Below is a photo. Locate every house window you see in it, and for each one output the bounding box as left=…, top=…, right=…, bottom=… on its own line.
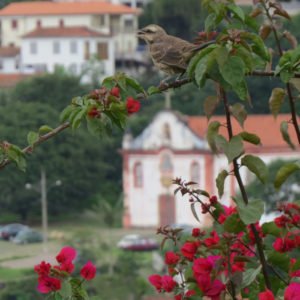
left=70, top=41, right=77, bottom=54
left=36, top=20, right=42, bottom=28
left=30, top=42, right=37, bottom=54
left=0, top=60, right=3, bottom=70
left=124, top=19, right=134, bottom=33
left=84, top=41, right=90, bottom=60
left=11, top=19, right=18, bottom=29
left=59, top=19, right=64, bottom=27
left=99, top=15, right=105, bottom=26
left=160, top=154, right=173, bottom=174
left=53, top=41, right=60, bottom=54
left=97, top=42, right=108, bottom=59
left=133, top=162, right=143, bottom=188
left=190, top=162, right=200, bottom=183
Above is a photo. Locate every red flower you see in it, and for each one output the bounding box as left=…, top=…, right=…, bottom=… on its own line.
left=161, top=275, right=177, bottom=292
left=80, top=261, right=96, bottom=280
left=192, top=228, right=201, bottom=237
left=204, top=230, right=220, bottom=247
left=37, top=276, right=61, bottom=294
left=56, top=246, right=77, bottom=264
left=126, top=97, right=140, bottom=115
left=181, top=241, right=199, bottom=261
left=197, top=276, right=225, bottom=300
left=87, top=106, right=101, bottom=118
left=273, top=237, right=296, bottom=253
left=110, top=87, right=120, bottom=97
left=34, top=261, right=51, bottom=277
left=149, top=274, right=162, bottom=292
left=193, top=256, right=221, bottom=278
left=175, top=290, right=195, bottom=300
left=284, top=282, right=300, bottom=300
left=209, top=195, right=218, bottom=205
left=165, top=251, right=180, bottom=265
left=57, top=261, right=75, bottom=274
left=259, top=289, right=275, bottom=300
left=274, top=215, right=290, bottom=228
left=218, top=206, right=237, bottom=224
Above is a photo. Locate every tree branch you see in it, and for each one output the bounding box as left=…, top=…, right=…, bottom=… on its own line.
left=0, top=122, right=70, bottom=170
left=219, top=86, right=272, bottom=290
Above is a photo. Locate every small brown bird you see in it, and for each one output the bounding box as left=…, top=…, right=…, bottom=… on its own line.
left=137, top=24, right=214, bottom=77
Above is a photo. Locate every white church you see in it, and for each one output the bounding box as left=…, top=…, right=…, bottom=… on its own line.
left=121, top=109, right=300, bottom=228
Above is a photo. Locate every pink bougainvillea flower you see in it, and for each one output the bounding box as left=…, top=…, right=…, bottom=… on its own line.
left=80, top=261, right=97, bottom=280
left=192, top=228, right=200, bottom=237
left=126, top=97, right=141, bottom=115
left=204, top=230, right=220, bottom=247
left=273, top=237, right=296, bottom=253
left=174, top=290, right=195, bottom=300
left=34, top=261, right=51, bottom=277
left=149, top=274, right=162, bottom=292
left=161, top=275, right=177, bottom=292
left=110, top=86, right=120, bottom=97
left=218, top=205, right=237, bottom=224
left=181, top=241, right=199, bottom=261
left=284, top=282, right=300, bottom=300
left=56, top=261, right=75, bottom=274
left=37, top=276, right=61, bottom=294
left=56, top=246, right=77, bottom=264
left=165, top=251, right=180, bottom=265
left=274, top=215, right=290, bottom=228
left=259, top=289, right=275, bottom=300
left=193, top=255, right=221, bottom=278
left=197, top=276, right=225, bottom=300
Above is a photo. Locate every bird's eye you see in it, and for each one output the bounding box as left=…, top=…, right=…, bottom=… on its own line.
left=145, top=29, right=153, bottom=33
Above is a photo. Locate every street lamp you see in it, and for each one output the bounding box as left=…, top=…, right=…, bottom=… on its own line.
left=25, top=168, right=62, bottom=253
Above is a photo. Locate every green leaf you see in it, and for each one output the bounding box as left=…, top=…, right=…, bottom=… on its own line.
left=280, top=121, right=295, bottom=149
left=216, top=169, right=228, bottom=198
left=147, top=86, right=161, bottom=95
left=214, top=134, right=228, bottom=153
left=27, top=131, right=39, bottom=147
left=228, top=3, right=245, bottom=21
left=241, top=266, right=262, bottom=288
left=101, top=76, right=115, bottom=89
left=205, top=13, right=216, bottom=32
left=125, top=76, right=145, bottom=94
left=267, top=251, right=290, bottom=272
left=241, top=155, right=268, bottom=184
left=233, top=79, right=249, bottom=101
left=224, top=135, right=244, bottom=163
left=230, top=103, right=247, bottom=128
left=206, top=121, right=221, bottom=153
left=191, top=202, right=201, bottom=223
left=274, top=162, right=300, bottom=189
left=219, top=56, right=246, bottom=87
left=7, top=145, right=26, bottom=172
left=204, top=95, right=219, bottom=120
left=54, top=293, right=63, bottom=300
left=262, top=222, right=281, bottom=237
left=223, top=213, right=246, bottom=233
left=71, top=108, right=87, bottom=130
left=235, top=197, right=264, bottom=225
left=60, top=105, right=75, bottom=122
left=195, top=55, right=209, bottom=86
left=239, top=131, right=261, bottom=145
left=38, top=125, right=53, bottom=134
left=269, top=88, right=285, bottom=118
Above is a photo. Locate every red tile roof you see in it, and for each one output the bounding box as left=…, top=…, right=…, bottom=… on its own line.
left=0, top=46, right=20, bottom=57
left=0, top=1, right=139, bottom=16
left=0, top=74, right=32, bottom=88
left=23, top=26, right=109, bottom=38
left=188, top=114, right=300, bottom=151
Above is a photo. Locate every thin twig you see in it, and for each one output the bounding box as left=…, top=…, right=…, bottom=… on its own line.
left=0, top=122, right=70, bottom=170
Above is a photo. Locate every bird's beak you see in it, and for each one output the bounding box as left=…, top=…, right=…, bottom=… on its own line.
left=137, top=29, right=145, bottom=37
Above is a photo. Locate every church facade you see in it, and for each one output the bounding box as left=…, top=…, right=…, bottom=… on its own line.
left=121, top=110, right=299, bottom=228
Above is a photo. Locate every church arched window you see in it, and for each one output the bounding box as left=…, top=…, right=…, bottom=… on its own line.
left=160, top=153, right=173, bottom=174
left=133, top=162, right=143, bottom=188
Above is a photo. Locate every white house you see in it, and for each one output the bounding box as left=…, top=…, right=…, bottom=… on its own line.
left=121, top=110, right=300, bottom=228
left=0, top=46, right=20, bottom=73
left=20, top=25, right=115, bottom=80
left=0, top=1, right=139, bottom=59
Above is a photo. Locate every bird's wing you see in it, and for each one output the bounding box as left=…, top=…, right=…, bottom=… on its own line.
left=151, top=43, right=187, bottom=70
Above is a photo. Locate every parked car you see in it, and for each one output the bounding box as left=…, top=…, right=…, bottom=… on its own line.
left=117, top=234, right=159, bottom=251
left=1, top=223, right=29, bottom=240
left=11, top=228, right=43, bottom=244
